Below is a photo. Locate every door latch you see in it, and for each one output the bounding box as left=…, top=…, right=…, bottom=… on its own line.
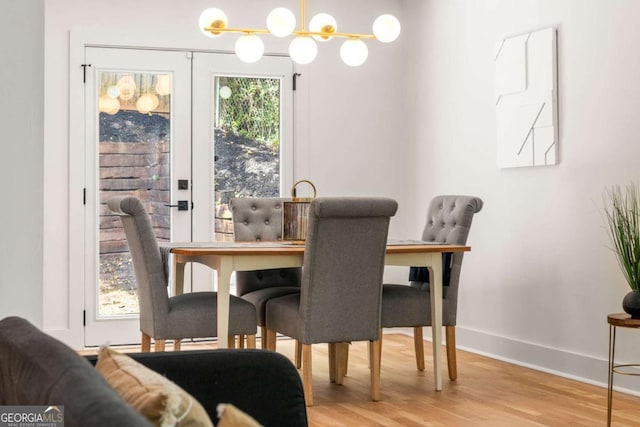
left=165, top=200, right=189, bottom=211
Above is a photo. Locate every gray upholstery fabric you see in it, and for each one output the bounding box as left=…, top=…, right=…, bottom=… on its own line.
left=381, top=195, right=483, bottom=327
left=230, top=197, right=287, bottom=242
left=108, top=195, right=257, bottom=339
left=0, top=316, right=151, bottom=426
left=230, top=197, right=302, bottom=326
left=266, top=197, right=398, bottom=344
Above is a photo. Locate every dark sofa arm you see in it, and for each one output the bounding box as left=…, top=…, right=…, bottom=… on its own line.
left=87, top=349, right=308, bottom=427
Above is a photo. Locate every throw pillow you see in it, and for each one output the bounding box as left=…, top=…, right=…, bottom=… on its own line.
left=96, top=346, right=213, bottom=427
left=216, top=404, right=262, bottom=427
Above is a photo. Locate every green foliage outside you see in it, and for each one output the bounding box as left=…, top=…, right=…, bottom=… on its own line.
left=217, top=77, right=280, bottom=149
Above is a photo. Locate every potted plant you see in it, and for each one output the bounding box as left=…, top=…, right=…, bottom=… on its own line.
left=604, top=183, right=640, bottom=318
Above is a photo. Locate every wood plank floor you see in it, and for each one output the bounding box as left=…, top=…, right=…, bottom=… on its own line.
left=82, top=333, right=640, bottom=426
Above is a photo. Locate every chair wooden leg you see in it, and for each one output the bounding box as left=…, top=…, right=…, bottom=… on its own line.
left=370, top=337, right=381, bottom=401
left=414, top=326, right=425, bottom=371
left=328, top=343, right=336, bottom=383
left=295, top=340, right=302, bottom=369
left=344, top=342, right=350, bottom=377
left=265, top=329, right=277, bottom=351
left=174, top=339, right=181, bottom=351
left=227, top=335, right=236, bottom=348
left=367, top=334, right=379, bottom=371
left=302, top=344, right=314, bottom=407
left=141, top=333, right=151, bottom=352
left=155, top=339, right=165, bottom=352
left=446, top=325, right=457, bottom=381
left=246, top=334, right=257, bottom=349
left=260, top=326, right=268, bottom=349
left=238, top=334, right=245, bottom=348
left=334, top=342, right=349, bottom=385
left=378, top=332, right=382, bottom=370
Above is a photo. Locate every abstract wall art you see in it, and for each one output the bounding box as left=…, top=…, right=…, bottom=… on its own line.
left=495, top=27, right=558, bottom=168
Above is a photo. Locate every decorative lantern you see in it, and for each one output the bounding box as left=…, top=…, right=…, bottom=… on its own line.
left=283, top=180, right=317, bottom=244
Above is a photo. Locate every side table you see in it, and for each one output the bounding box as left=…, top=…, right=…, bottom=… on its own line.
left=607, top=313, right=640, bottom=426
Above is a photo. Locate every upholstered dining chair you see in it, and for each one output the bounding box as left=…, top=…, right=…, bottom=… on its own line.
left=108, top=195, right=258, bottom=352
left=264, top=197, right=398, bottom=406
left=381, top=195, right=483, bottom=380
left=230, top=197, right=302, bottom=351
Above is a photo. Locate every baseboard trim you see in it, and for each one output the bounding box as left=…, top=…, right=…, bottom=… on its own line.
left=383, top=326, right=640, bottom=396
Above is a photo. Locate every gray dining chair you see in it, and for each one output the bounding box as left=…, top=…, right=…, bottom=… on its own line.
left=230, top=197, right=302, bottom=351
left=108, top=195, right=258, bottom=352
left=264, top=197, right=398, bottom=406
left=381, top=195, right=483, bottom=380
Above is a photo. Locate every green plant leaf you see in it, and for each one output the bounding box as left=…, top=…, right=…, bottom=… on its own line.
left=604, top=183, right=640, bottom=291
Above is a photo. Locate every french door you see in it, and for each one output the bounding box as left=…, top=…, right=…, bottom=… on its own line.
left=83, top=47, right=293, bottom=346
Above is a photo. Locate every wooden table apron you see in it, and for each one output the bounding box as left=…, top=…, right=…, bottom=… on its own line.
left=169, top=243, right=470, bottom=391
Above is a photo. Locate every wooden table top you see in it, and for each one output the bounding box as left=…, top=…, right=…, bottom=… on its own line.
left=608, top=313, right=640, bottom=328
left=167, top=241, right=471, bottom=257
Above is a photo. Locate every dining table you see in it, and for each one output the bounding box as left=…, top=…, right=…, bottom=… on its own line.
left=163, top=240, right=470, bottom=391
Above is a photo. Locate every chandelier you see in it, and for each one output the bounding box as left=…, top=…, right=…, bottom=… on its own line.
left=198, top=0, right=401, bottom=67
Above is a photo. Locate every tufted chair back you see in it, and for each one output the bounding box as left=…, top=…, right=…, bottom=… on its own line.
left=421, top=195, right=483, bottom=245
left=230, top=197, right=302, bottom=297
left=413, top=195, right=483, bottom=323
left=230, top=197, right=287, bottom=242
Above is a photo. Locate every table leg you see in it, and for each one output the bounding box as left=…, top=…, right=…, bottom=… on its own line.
left=216, top=258, right=233, bottom=348
left=607, top=324, right=616, bottom=426
left=173, top=259, right=186, bottom=296
left=429, top=254, right=444, bottom=391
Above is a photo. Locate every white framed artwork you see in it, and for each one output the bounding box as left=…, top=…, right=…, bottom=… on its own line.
left=495, top=27, right=558, bottom=168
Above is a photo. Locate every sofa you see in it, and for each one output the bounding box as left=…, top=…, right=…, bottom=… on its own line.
left=0, top=316, right=308, bottom=427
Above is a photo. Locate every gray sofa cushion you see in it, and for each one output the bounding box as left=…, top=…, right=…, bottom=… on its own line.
left=0, top=316, right=150, bottom=427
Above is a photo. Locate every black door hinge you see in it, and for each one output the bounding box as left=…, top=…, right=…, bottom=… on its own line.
left=83, top=310, right=86, bottom=326
left=83, top=188, right=86, bottom=205
left=293, top=73, right=301, bottom=91
left=81, top=64, right=92, bottom=83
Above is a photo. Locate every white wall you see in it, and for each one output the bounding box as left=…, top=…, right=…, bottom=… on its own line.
left=405, top=0, right=640, bottom=393
left=0, top=1, right=44, bottom=326
left=43, top=0, right=408, bottom=346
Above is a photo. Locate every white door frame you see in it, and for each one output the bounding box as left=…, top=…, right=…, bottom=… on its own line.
left=82, top=47, right=193, bottom=346
left=67, top=29, right=304, bottom=348
left=191, top=53, right=295, bottom=246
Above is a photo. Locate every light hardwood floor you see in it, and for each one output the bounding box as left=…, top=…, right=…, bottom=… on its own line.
left=82, top=333, right=640, bottom=426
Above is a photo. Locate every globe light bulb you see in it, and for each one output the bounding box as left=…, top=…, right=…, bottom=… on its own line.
left=219, top=86, right=232, bottom=99
left=309, top=13, right=337, bottom=42
left=106, top=85, right=120, bottom=99
left=267, top=8, right=296, bottom=37
left=372, top=14, right=401, bottom=43
left=155, top=74, right=171, bottom=96
left=99, top=95, right=120, bottom=115
left=136, top=94, right=159, bottom=114
left=289, top=36, right=318, bottom=65
left=340, top=39, right=368, bottom=67
left=116, top=75, right=137, bottom=100
left=198, top=8, right=228, bottom=38
left=235, top=34, right=265, bottom=63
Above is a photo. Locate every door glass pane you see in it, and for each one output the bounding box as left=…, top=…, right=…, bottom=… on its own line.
left=97, top=71, right=172, bottom=317
left=213, top=76, right=281, bottom=241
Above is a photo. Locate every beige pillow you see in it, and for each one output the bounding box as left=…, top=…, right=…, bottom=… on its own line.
left=96, top=346, right=213, bottom=427
left=216, top=404, right=262, bottom=427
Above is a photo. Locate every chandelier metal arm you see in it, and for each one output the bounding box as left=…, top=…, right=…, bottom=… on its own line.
left=204, top=26, right=377, bottom=40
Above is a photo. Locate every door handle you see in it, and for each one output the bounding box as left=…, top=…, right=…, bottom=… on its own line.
left=165, top=200, right=189, bottom=211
